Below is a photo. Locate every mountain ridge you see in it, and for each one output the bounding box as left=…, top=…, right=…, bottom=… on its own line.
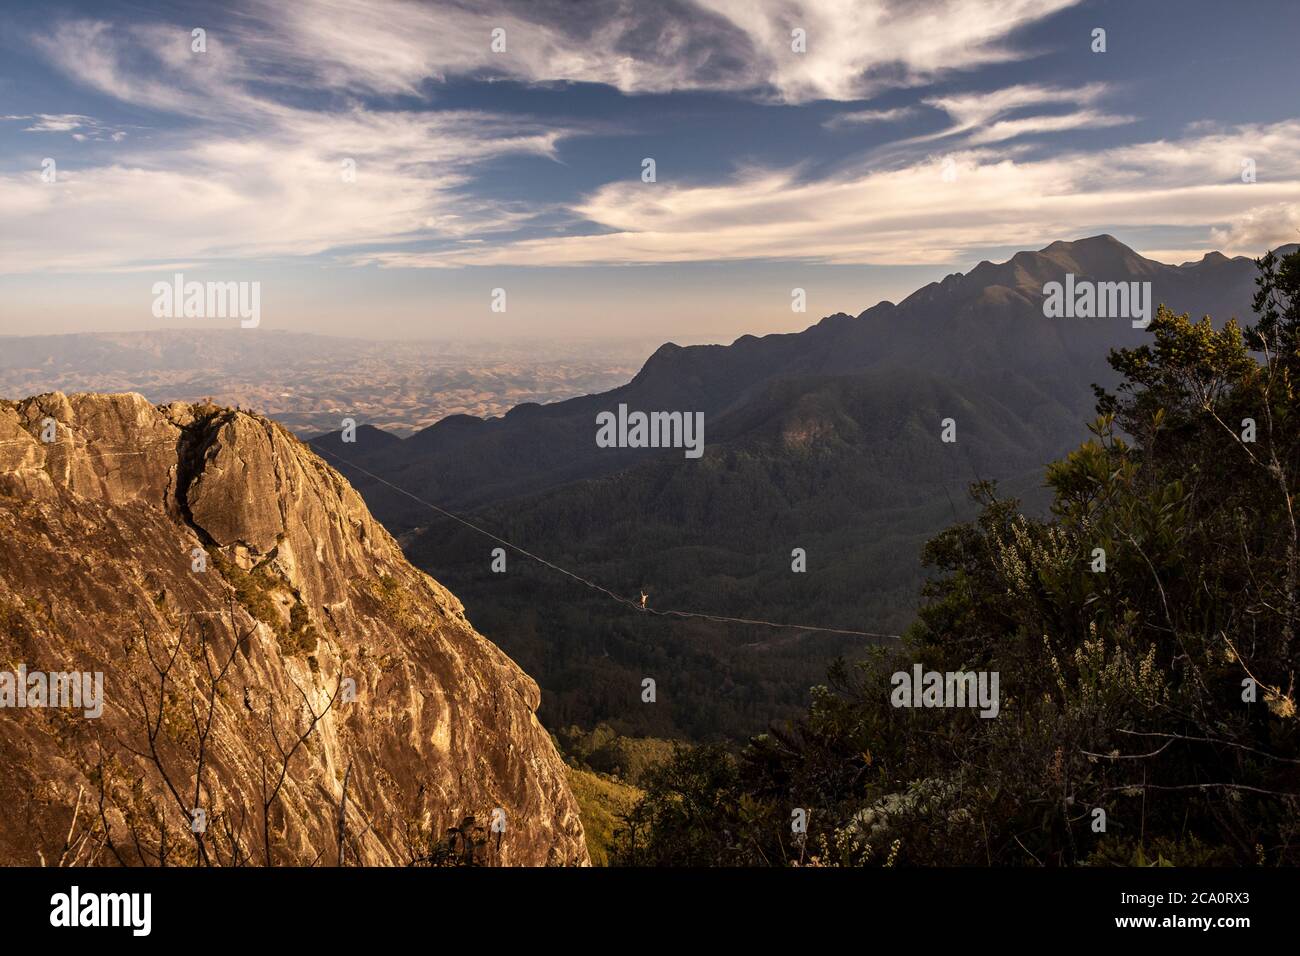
left=311, top=235, right=1266, bottom=524
left=306, top=235, right=1277, bottom=738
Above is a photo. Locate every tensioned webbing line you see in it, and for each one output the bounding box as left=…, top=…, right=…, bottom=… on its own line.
left=313, top=443, right=902, bottom=641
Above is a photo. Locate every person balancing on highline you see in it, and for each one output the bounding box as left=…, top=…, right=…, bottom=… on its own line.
left=640, top=590, right=649, bottom=610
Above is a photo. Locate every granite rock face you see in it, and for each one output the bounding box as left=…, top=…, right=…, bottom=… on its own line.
left=0, top=392, right=587, bottom=866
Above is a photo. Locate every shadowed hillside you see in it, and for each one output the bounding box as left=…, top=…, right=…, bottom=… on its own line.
left=314, top=238, right=1270, bottom=741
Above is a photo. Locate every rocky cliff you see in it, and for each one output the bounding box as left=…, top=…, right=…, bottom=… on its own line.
left=0, top=392, right=587, bottom=866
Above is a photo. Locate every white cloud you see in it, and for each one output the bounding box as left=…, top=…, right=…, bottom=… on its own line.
left=355, top=121, right=1300, bottom=268
left=823, top=107, right=915, bottom=130
left=26, top=114, right=92, bottom=132
left=696, top=0, right=1082, bottom=103
left=965, top=109, right=1133, bottom=145
left=5, top=1, right=1283, bottom=278
left=0, top=16, right=578, bottom=273
left=1, top=112, right=128, bottom=139
left=1211, top=203, right=1300, bottom=253
left=918, top=83, right=1134, bottom=144
left=0, top=110, right=565, bottom=273
left=227, top=0, right=1084, bottom=105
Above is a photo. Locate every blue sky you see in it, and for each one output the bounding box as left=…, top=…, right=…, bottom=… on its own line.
left=1, top=0, right=1298, bottom=340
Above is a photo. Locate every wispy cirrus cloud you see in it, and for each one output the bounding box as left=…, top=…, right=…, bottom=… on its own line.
left=823, top=107, right=916, bottom=130
left=822, top=83, right=1133, bottom=143
left=355, top=120, right=1300, bottom=269
left=2, top=112, right=128, bottom=140
left=4, top=0, right=1288, bottom=281
left=919, top=83, right=1134, bottom=145
left=229, top=0, right=1083, bottom=104
left=0, top=109, right=566, bottom=272
left=0, top=12, right=580, bottom=273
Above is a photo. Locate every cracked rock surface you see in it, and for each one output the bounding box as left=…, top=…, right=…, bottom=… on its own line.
left=0, top=392, right=588, bottom=866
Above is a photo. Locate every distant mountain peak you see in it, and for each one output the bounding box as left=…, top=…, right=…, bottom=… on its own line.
left=1044, top=233, right=1130, bottom=252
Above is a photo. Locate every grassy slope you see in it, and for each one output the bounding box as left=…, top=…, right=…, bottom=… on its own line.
left=566, top=766, right=643, bottom=866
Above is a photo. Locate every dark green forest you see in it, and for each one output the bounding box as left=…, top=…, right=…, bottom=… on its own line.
left=611, top=249, right=1300, bottom=866
left=411, top=372, right=1073, bottom=740
left=342, top=236, right=1261, bottom=747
